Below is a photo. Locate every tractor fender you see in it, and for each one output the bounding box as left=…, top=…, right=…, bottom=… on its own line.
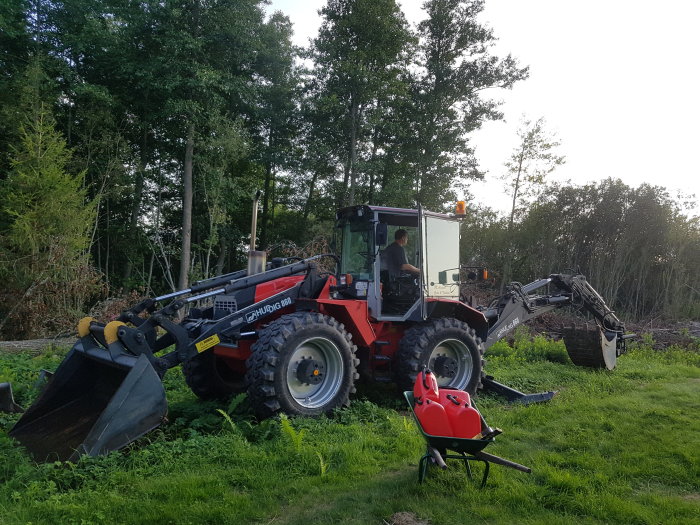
left=424, top=299, right=489, bottom=342
left=315, top=299, right=376, bottom=348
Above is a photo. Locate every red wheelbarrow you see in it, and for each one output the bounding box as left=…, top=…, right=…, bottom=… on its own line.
left=404, top=390, right=531, bottom=487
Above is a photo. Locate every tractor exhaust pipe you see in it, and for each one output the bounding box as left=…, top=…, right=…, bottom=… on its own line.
left=248, top=190, right=266, bottom=275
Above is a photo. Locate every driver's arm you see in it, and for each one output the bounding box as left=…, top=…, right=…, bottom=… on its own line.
left=400, top=263, right=420, bottom=275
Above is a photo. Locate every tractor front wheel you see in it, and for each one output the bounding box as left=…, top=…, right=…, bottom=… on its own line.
left=395, top=318, right=484, bottom=395
left=245, top=312, right=359, bottom=419
left=183, top=349, right=246, bottom=400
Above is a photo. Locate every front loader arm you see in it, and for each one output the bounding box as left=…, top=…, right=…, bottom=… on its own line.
left=121, top=260, right=321, bottom=369
left=77, top=258, right=323, bottom=375
left=161, top=284, right=302, bottom=369
left=7, top=258, right=328, bottom=462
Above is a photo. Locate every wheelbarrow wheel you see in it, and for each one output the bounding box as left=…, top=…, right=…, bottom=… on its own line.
left=396, top=318, right=484, bottom=395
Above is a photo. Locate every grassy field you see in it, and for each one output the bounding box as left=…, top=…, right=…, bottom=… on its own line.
left=0, top=333, right=698, bottom=525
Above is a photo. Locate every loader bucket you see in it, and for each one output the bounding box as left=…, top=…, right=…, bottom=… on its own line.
left=9, top=347, right=167, bottom=462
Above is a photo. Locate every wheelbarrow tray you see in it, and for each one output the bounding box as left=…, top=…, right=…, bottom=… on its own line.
left=403, top=391, right=493, bottom=454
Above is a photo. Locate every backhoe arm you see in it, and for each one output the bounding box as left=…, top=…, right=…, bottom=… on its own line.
left=548, top=273, right=625, bottom=333
left=482, top=273, right=626, bottom=352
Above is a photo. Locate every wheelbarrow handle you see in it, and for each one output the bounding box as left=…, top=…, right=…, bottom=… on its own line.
left=473, top=451, right=532, bottom=473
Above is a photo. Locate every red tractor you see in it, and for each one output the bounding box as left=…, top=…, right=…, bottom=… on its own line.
left=9, top=204, right=628, bottom=461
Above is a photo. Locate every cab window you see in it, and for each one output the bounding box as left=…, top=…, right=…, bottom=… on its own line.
left=338, top=220, right=373, bottom=280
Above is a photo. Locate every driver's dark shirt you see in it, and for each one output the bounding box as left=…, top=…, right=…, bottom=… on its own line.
left=383, top=241, right=408, bottom=277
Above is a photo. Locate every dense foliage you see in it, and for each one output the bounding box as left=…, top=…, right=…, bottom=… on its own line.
left=0, top=0, right=697, bottom=337
left=462, top=179, right=700, bottom=319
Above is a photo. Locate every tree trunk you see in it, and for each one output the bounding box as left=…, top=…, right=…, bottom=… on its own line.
left=347, top=98, right=359, bottom=206
left=341, top=159, right=350, bottom=209
left=122, top=127, right=148, bottom=286
left=508, top=147, right=525, bottom=230
left=215, top=234, right=227, bottom=276
left=105, top=198, right=110, bottom=282
left=368, top=126, right=379, bottom=205
left=502, top=147, right=526, bottom=292
left=260, top=148, right=273, bottom=249
left=179, top=123, right=195, bottom=290
left=303, top=170, right=320, bottom=221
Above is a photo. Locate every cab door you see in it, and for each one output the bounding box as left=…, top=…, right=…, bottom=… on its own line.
left=421, top=213, right=460, bottom=301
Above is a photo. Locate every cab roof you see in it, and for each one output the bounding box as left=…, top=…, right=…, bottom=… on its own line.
left=336, top=205, right=457, bottom=222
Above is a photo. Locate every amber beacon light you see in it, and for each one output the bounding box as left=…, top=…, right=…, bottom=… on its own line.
left=455, top=201, right=467, bottom=216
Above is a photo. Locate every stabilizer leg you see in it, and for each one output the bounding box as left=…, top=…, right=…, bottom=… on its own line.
left=481, top=375, right=557, bottom=405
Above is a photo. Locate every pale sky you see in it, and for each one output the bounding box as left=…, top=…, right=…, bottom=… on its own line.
left=268, top=0, right=700, bottom=216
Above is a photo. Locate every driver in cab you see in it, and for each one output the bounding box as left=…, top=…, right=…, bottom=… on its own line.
left=383, top=229, right=420, bottom=277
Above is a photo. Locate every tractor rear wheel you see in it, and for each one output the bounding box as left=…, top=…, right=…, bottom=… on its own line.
left=395, top=318, right=484, bottom=395
left=183, top=349, right=246, bottom=400
left=245, top=312, right=359, bottom=419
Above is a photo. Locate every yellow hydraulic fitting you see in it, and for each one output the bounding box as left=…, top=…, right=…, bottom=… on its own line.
left=104, top=321, right=127, bottom=345
left=77, top=317, right=97, bottom=337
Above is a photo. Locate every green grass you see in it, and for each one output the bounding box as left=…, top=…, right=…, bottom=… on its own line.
left=0, top=336, right=698, bottom=525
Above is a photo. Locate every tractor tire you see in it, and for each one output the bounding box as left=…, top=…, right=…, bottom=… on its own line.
left=395, top=318, right=485, bottom=395
left=245, top=312, right=359, bottom=419
left=183, top=349, right=246, bottom=400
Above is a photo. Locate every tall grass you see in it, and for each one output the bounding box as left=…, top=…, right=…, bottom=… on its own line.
left=0, top=335, right=698, bottom=524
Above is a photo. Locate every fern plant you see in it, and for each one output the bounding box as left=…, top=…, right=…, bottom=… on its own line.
left=216, top=409, right=237, bottom=433
left=279, top=413, right=305, bottom=453
left=316, top=452, right=329, bottom=477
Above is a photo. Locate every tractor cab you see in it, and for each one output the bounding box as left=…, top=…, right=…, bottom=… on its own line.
left=334, top=205, right=462, bottom=321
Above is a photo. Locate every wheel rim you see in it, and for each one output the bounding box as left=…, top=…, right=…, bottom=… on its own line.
left=286, top=337, right=344, bottom=409
left=428, top=338, right=473, bottom=388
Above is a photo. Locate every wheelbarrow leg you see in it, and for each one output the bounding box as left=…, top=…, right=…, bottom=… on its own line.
left=454, top=454, right=489, bottom=487
left=419, top=451, right=430, bottom=483
left=460, top=452, right=473, bottom=479
left=479, top=459, right=490, bottom=488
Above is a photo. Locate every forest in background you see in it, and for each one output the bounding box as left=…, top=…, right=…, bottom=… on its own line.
left=1, top=0, right=698, bottom=338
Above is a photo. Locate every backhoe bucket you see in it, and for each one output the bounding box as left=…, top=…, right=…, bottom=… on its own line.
left=562, top=326, right=618, bottom=370
left=9, top=347, right=167, bottom=462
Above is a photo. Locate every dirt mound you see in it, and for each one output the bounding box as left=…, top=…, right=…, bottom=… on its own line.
left=625, top=320, right=700, bottom=349
left=0, top=337, right=74, bottom=354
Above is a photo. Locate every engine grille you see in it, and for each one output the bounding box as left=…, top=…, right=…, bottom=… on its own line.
left=214, top=295, right=237, bottom=317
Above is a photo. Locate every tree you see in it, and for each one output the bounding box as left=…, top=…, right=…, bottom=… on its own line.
left=252, top=12, right=302, bottom=249
left=41, top=0, right=169, bottom=288
left=0, top=0, right=32, bottom=174
left=0, top=98, right=98, bottom=336
left=406, top=0, right=528, bottom=209
left=497, top=116, right=564, bottom=288
left=503, top=116, right=565, bottom=228
left=151, top=0, right=267, bottom=289
left=495, top=179, right=700, bottom=319
left=310, top=0, right=414, bottom=207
